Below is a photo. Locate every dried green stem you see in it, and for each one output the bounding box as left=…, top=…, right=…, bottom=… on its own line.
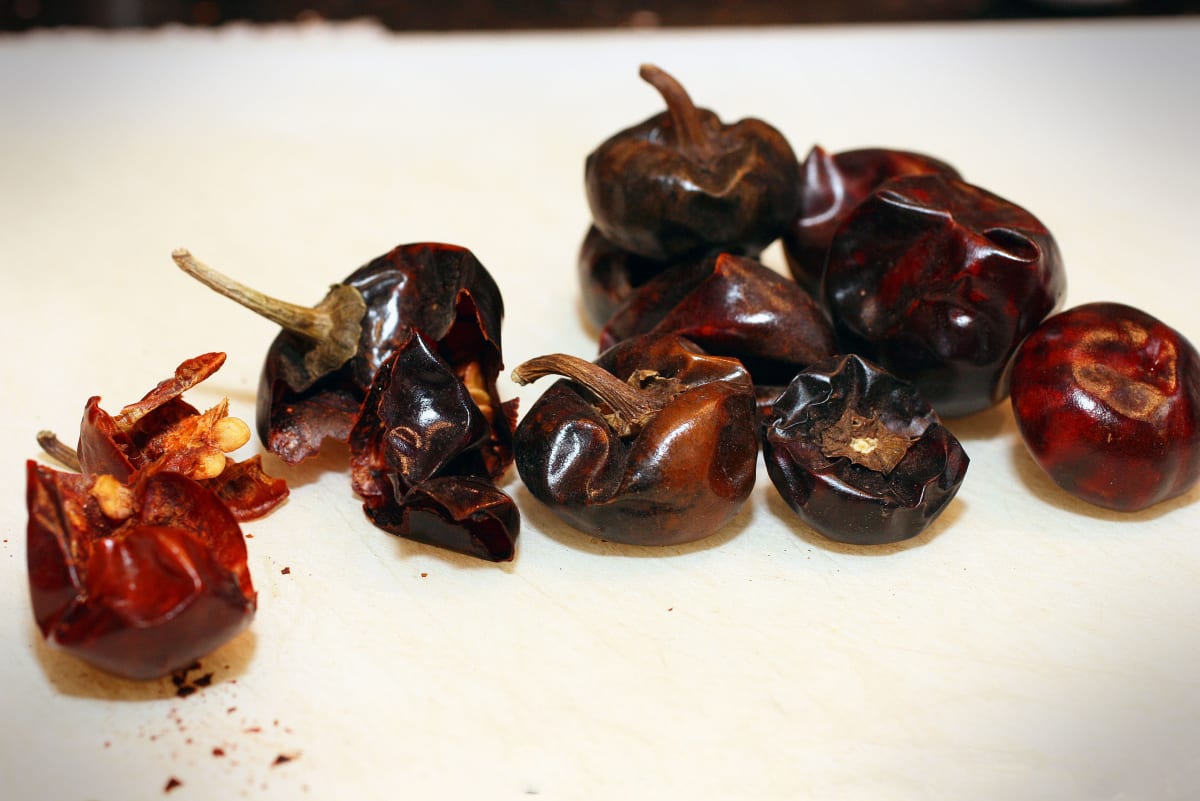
left=639, top=63, right=715, bottom=161
left=512, top=354, right=662, bottom=436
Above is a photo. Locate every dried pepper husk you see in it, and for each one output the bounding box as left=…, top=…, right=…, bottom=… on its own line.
left=26, top=463, right=256, bottom=680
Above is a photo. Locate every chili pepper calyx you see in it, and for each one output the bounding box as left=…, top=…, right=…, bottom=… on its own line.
left=172, top=249, right=367, bottom=391
left=512, top=353, right=669, bottom=437
left=815, top=407, right=917, bottom=475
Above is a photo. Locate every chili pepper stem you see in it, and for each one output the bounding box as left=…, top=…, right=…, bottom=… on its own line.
left=639, top=64, right=716, bottom=161
left=37, top=430, right=82, bottom=471
left=172, top=249, right=367, bottom=387
left=512, top=354, right=661, bottom=437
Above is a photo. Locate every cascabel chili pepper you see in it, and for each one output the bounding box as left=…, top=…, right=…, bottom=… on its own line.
left=512, top=334, right=758, bottom=546
left=27, top=462, right=256, bottom=680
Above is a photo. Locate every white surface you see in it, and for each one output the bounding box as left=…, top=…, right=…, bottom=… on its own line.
left=1, top=18, right=1198, bottom=801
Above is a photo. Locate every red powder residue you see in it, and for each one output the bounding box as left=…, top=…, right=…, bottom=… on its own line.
left=164, top=777, right=183, bottom=793
left=213, top=747, right=226, bottom=757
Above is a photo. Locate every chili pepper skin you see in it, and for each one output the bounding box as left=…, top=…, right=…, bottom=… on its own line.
left=512, top=334, right=758, bottom=546
left=782, top=145, right=961, bottom=298
left=824, top=173, right=1065, bottom=418
left=585, top=65, right=799, bottom=262
left=72, top=352, right=287, bottom=521
left=763, top=354, right=969, bottom=546
left=254, top=243, right=514, bottom=469
left=349, top=328, right=519, bottom=561
left=1009, top=303, right=1200, bottom=512
left=599, top=252, right=836, bottom=409
left=26, top=463, right=256, bottom=680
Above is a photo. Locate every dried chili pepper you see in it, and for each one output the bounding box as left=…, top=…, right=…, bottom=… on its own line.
left=782, top=145, right=961, bottom=297
left=349, top=327, right=519, bottom=561
left=598, top=252, right=836, bottom=413
left=512, top=334, right=758, bottom=546
left=27, top=462, right=256, bottom=680
left=585, top=64, right=800, bottom=262
left=762, top=354, right=969, bottom=545
left=39, top=352, right=288, bottom=521
left=824, top=173, right=1066, bottom=418
left=172, top=245, right=516, bottom=476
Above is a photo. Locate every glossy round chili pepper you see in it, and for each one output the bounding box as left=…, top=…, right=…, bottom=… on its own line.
left=824, top=173, right=1066, bottom=418
left=349, top=327, right=519, bottom=561
left=1009, top=302, right=1200, bottom=512
left=38, top=352, right=288, bottom=521
left=598, top=252, right=836, bottom=411
left=763, top=354, right=969, bottom=545
left=172, top=245, right=516, bottom=476
left=782, top=145, right=961, bottom=297
left=585, top=64, right=800, bottom=262
left=27, top=463, right=256, bottom=680
left=511, top=334, right=758, bottom=546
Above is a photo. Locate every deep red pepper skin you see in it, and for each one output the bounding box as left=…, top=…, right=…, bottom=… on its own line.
left=513, top=335, right=758, bottom=546
left=26, top=463, right=256, bottom=680
left=782, top=145, right=961, bottom=298
left=763, top=354, right=969, bottom=545
left=825, top=173, right=1065, bottom=418
left=349, top=327, right=519, bottom=561
left=1009, top=302, right=1200, bottom=511
left=258, top=243, right=514, bottom=474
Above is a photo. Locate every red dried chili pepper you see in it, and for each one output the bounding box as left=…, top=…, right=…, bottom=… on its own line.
left=26, top=462, right=256, bottom=680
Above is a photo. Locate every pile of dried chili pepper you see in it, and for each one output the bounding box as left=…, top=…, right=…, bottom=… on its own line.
left=28, top=352, right=286, bottom=679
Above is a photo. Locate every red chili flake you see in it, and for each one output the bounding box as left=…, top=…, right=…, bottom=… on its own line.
left=212, top=747, right=225, bottom=757
left=226, top=706, right=237, bottom=714
left=164, top=777, right=183, bottom=793
left=273, top=753, right=297, bottom=766
left=244, top=726, right=261, bottom=734
left=175, top=686, right=197, bottom=698
left=420, top=572, right=428, bottom=578
left=281, top=566, right=291, bottom=575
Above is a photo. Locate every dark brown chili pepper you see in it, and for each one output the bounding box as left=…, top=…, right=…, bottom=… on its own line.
left=585, top=64, right=800, bottom=262
left=38, top=352, right=288, bottom=521
left=172, top=245, right=516, bottom=474
left=598, top=252, right=837, bottom=412
left=512, top=334, right=758, bottom=546
left=782, top=146, right=961, bottom=297
left=349, top=327, right=519, bottom=561
left=824, top=173, right=1066, bottom=418
left=762, top=354, right=969, bottom=546
left=27, top=462, right=256, bottom=679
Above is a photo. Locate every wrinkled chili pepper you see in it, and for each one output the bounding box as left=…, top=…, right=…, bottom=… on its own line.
left=172, top=245, right=516, bottom=474
left=762, top=354, right=969, bottom=545
left=782, top=145, right=961, bottom=297
left=349, top=327, right=519, bottom=561
left=824, top=173, right=1066, bottom=418
left=598, top=252, right=837, bottom=413
left=38, top=352, right=288, bottom=521
left=585, top=64, right=800, bottom=262
left=27, top=462, right=256, bottom=680
left=512, top=334, right=758, bottom=546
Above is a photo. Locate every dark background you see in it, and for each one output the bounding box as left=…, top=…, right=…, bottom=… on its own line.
left=3, top=0, right=1198, bottom=30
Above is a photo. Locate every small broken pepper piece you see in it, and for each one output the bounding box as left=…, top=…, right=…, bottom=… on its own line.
left=762, top=354, right=969, bottom=545
left=512, top=334, right=758, bottom=546
left=26, top=462, right=256, bottom=680
left=598, top=252, right=837, bottom=411
left=173, top=246, right=516, bottom=473
left=39, top=352, right=287, bottom=521
left=348, top=327, right=519, bottom=561
left=585, top=64, right=800, bottom=261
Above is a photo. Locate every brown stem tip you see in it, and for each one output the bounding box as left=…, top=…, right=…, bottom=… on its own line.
left=512, top=353, right=664, bottom=437
left=638, top=63, right=715, bottom=160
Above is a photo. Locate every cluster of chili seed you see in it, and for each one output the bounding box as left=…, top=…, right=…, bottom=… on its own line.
left=519, top=63, right=1200, bottom=549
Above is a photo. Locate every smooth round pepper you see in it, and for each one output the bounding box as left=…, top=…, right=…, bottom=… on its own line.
left=512, top=334, right=758, bottom=546
left=824, top=173, right=1065, bottom=417
left=1010, top=302, right=1200, bottom=512
left=763, top=354, right=969, bottom=545
left=585, top=64, right=800, bottom=262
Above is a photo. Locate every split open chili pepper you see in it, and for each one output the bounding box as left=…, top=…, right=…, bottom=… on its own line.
left=585, top=64, right=800, bottom=262
left=512, top=334, right=758, bottom=546
left=598, top=252, right=837, bottom=412
left=38, top=352, right=288, bottom=521
left=762, top=354, right=969, bottom=546
left=172, top=245, right=516, bottom=477
left=349, top=327, right=519, bottom=561
left=824, top=173, right=1066, bottom=418
left=27, top=462, right=256, bottom=680
left=782, top=145, right=961, bottom=297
